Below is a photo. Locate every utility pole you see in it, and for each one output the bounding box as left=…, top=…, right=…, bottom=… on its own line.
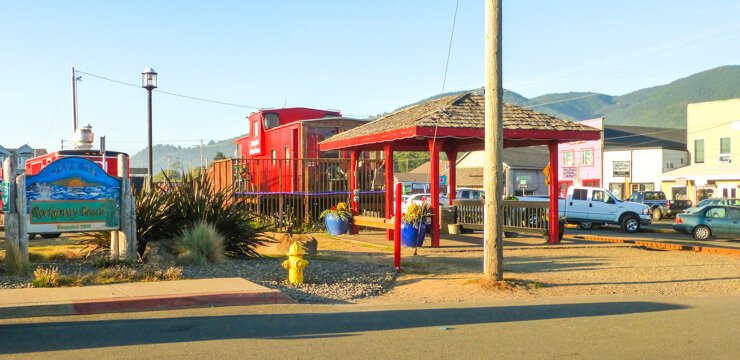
left=200, top=139, right=204, bottom=170
left=71, top=67, right=79, bottom=131
left=167, top=155, right=171, bottom=178
left=484, top=0, right=504, bottom=281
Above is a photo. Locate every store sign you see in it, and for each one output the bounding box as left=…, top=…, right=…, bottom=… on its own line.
left=676, top=178, right=687, bottom=185
left=562, top=167, right=577, bottom=179
left=613, top=161, right=630, bottom=177
left=25, top=157, right=121, bottom=233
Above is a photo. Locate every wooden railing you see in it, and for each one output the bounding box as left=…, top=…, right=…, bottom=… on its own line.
left=453, top=199, right=551, bottom=236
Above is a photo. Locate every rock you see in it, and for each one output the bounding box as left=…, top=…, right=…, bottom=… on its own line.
left=142, top=240, right=176, bottom=265
left=254, top=232, right=318, bottom=255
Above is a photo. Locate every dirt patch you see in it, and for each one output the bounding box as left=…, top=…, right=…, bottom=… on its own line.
left=307, top=236, right=740, bottom=304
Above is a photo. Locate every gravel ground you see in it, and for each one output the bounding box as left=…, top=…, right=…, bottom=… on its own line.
left=0, top=256, right=397, bottom=304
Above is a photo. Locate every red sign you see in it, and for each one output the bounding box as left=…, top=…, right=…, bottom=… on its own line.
left=249, top=120, right=264, bottom=156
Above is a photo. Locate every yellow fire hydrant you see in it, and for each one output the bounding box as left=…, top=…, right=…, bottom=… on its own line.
left=282, top=242, right=309, bottom=284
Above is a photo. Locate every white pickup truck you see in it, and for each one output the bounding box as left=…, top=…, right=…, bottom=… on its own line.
left=517, top=186, right=651, bottom=233
left=560, top=186, right=651, bottom=232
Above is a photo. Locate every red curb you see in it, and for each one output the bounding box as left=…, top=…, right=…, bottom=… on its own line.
left=574, top=235, right=740, bottom=256
left=72, top=290, right=296, bottom=315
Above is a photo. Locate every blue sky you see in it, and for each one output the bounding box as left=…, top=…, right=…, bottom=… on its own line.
left=2, top=0, right=738, bottom=156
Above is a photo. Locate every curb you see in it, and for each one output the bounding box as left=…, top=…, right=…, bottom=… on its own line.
left=0, top=289, right=295, bottom=319
left=573, top=235, right=740, bottom=256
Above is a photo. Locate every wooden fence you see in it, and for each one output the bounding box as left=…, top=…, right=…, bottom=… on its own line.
left=211, top=157, right=386, bottom=228
left=453, top=199, right=552, bottom=237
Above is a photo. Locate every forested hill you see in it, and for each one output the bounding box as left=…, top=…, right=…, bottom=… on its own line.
left=389, top=65, right=740, bottom=128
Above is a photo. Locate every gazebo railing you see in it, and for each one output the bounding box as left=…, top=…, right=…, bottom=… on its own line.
left=453, top=199, right=551, bottom=236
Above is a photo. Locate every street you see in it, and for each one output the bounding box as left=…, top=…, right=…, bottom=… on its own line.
left=0, top=295, right=737, bottom=359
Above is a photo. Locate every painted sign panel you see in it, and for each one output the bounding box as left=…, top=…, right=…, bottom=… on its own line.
left=25, top=157, right=121, bottom=233
left=613, top=161, right=630, bottom=177
left=1, top=181, right=8, bottom=212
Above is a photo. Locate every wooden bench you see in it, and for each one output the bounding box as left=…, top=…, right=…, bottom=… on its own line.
left=353, top=215, right=396, bottom=230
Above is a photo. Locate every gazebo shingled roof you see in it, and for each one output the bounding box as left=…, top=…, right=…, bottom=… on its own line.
left=319, top=92, right=601, bottom=248
left=320, top=92, right=600, bottom=152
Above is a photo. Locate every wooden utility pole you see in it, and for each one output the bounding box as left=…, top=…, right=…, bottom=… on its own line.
left=484, top=0, right=504, bottom=280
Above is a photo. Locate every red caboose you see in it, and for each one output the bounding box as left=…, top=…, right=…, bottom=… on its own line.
left=235, top=107, right=368, bottom=193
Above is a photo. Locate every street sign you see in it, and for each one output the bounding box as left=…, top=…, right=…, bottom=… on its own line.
left=517, top=176, right=531, bottom=182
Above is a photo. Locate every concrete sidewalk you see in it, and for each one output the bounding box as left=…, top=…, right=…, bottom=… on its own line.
left=0, top=277, right=295, bottom=319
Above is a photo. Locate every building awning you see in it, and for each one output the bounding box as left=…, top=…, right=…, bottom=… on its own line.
left=657, top=164, right=740, bottom=181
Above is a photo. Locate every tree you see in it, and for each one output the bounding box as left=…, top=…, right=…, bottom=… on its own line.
left=213, top=151, right=227, bottom=161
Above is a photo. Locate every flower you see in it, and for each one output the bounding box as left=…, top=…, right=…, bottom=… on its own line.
left=320, top=202, right=352, bottom=221
left=402, top=202, right=432, bottom=228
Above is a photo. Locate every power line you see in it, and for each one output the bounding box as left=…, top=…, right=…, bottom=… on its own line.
left=75, top=70, right=261, bottom=109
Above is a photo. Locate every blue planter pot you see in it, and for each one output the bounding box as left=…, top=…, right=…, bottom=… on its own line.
left=401, top=221, right=427, bottom=247
left=325, top=213, right=350, bottom=235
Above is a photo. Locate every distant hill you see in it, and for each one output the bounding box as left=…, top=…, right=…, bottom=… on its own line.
left=130, top=137, right=239, bottom=173
left=394, top=65, right=740, bottom=128
left=130, top=66, right=738, bottom=168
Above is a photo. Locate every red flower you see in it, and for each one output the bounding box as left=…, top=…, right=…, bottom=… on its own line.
left=332, top=206, right=337, bottom=211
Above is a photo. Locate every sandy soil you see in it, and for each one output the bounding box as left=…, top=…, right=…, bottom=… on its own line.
left=312, top=236, right=740, bottom=304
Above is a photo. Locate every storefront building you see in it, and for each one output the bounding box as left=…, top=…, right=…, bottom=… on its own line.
left=659, top=98, right=740, bottom=203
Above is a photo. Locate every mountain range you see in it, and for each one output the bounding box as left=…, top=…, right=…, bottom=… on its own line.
left=132, top=65, right=739, bottom=169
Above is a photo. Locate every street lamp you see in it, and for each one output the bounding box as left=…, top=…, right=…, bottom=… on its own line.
left=142, top=68, right=157, bottom=191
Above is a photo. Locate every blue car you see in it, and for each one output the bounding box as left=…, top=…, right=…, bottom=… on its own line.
left=674, top=205, right=740, bottom=240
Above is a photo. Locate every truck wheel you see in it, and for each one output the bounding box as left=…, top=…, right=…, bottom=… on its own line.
left=651, top=208, right=663, bottom=221
left=693, top=225, right=711, bottom=240
left=28, top=233, right=37, bottom=240
left=621, top=215, right=640, bottom=233
left=579, top=221, right=594, bottom=230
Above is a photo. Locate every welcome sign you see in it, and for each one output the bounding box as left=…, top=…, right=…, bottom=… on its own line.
left=25, top=157, right=121, bottom=233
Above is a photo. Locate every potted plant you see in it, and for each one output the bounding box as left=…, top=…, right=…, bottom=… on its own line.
left=320, top=202, right=352, bottom=235
left=400, top=202, right=432, bottom=247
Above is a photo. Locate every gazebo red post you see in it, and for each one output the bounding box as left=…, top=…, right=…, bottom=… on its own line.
left=548, top=140, right=560, bottom=244
left=445, top=144, right=460, bottom=200
left=384, top=144, right=395, bottom=240
left=429, top=139, right=445, bottom=247
left=349, top=148, right=360, bottom=234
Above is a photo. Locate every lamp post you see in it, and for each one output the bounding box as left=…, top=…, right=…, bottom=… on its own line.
left=142, top=68, right=157, bottom=191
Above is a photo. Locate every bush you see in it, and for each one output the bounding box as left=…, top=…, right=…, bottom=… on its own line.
left=32, top=267, right=77, bottom=287
left=164, top=172, right=265, bottom=258
left=172, top=222, right=226, bottom=265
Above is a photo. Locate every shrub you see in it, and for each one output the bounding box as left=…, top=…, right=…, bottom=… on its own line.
left=32, top=267, right=77, bottom=287
left=172, top=222, right=226, bottom=265
left=164, top=172, right=265, bottom=257
left=135, top=184, right=179, bottom=255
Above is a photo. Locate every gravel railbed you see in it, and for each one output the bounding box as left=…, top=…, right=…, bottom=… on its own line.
left=0, top=257, right=397, bottom=304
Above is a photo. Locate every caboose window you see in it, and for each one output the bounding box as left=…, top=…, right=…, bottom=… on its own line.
left=252, top=122, right=259, bottom=137
left=264, top=113, right=280, bottom=129
left=271, top=149, right=276, bottom=165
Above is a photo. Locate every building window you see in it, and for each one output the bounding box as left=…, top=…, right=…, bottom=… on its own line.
left=562, top=150, right=574, bottom=167
left=720, top=137, right=731, bottom=155
left=581, top=148, right=594, bottom=165
left=694, top=139, right=704, bottom=164
left=271, top=149, right=276, bottom=165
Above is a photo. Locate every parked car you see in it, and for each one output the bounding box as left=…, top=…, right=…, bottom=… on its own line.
left=402, top=193, right=450, bottom=214
left=684, top=198, right=740, bottom=214
left=456, top=188, right=485, bottom=200
left=674, top=205, right=740, bottom=240
left=625, top=191, right=692, bottom=220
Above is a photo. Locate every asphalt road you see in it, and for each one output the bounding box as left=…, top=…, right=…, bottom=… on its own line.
left=0, top=295, right=737, bottom=359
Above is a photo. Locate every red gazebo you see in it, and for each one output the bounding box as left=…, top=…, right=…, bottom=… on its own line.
left=320, top=93, right=600, bottom=246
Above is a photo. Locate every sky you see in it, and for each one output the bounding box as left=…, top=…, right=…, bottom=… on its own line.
left=1, top=0, right=738, bottom=157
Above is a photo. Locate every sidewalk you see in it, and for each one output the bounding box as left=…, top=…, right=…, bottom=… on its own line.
left=0, top=277, right=295, bottom=319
